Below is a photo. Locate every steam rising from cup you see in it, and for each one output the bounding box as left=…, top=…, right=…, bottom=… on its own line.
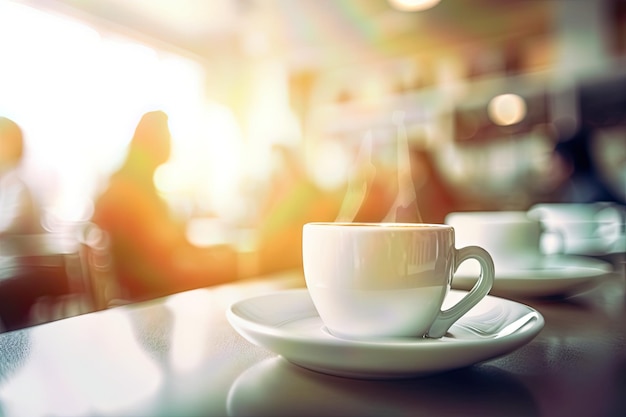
left=335, top=110, right=423, bottom=223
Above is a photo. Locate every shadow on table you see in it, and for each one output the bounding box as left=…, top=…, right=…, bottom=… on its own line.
left=227, top=357, right=539, bottom=417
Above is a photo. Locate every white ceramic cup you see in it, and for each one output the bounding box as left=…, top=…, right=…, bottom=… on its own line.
left=445, top=211, right=549, bottom=271
left=302, top=222, right=495, bottom=340
left=527, top=203, right=623, bottom=253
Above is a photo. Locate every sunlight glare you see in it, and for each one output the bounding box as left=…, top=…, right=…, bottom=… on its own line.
left=488, top=93, right=527, bottom=126
left=0, top=311, right=163, bottom=417
left=388, top=0, right=442, bottom=12
left=165, top=290, right=213, bottom=372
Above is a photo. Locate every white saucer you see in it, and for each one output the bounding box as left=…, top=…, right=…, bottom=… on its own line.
left=227, top=289, right=544, bottom=379
left=561, top=235, right=626, bottom=256
left=453, top=255, right=613, bottom=298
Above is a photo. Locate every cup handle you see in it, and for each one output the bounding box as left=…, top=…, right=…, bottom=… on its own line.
left=596, top=207, right=623, bottom=249
left=427, top=246, right=495, bottom=338
left=541, top=227, right=566, bottom=256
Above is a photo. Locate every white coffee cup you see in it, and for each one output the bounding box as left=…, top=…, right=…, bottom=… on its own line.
left=445, top=211, right=549, bottom=271
left=528, top=203, right=623, bottom=254
left=302, top=222, right=495, bottom=340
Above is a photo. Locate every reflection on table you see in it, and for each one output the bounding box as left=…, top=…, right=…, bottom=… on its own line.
left=0, top=233, right=86, bottom=331
left=0, top=256, right=622, bottom=416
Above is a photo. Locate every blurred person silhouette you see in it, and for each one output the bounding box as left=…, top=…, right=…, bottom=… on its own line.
left=0, top=116, right=43, bottom=236
left=0, top=116, right=67, bottom=331
left=255, top=143, right=341, bottom=274
left=92, top=111, right=238, bottom=303
left=550, top=122, right=622, bottom=204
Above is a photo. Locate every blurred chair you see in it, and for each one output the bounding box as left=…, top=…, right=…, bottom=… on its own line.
left=0, top=232, right=84, bottom=331
left=27, top=224, right=128, bottom=328
left=77, top=222, right=129, bottom=311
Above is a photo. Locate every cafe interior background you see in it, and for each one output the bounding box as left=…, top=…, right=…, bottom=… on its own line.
left=1, top=0, right=625, bottom=280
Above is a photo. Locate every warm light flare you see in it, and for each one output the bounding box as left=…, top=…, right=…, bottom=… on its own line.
left=388, top=0, right=442, bottom=12
left=1, top=2, right=231, bottom=224
left=154, top=162, right=188, bottom=195
left=165, top=290, right=213, bottom=372
left=488, top=93, right=527, bottom=126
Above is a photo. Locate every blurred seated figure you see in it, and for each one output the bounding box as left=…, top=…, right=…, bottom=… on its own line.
left=550, top=123, right=623, bottom=204
left=254, top=144, right=341, bottom=274
left=590, top=126, right=626, bottom=206
left=0, top=116, right=73, bottom=331
left=0, top=117, right=43, bottom=236
left=92, top=111, right=238, bottom=303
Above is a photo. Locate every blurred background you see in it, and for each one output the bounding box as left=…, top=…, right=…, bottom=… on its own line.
left=1, top=0, right=625, bottom=250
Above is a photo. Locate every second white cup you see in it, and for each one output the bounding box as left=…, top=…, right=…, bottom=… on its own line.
left=445, top=211, right=548, bottom=271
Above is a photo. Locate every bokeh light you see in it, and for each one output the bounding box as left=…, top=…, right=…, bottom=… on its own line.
left=388, top=0, right=442, bottom=12
left=487, top=93, right=527, bottom=126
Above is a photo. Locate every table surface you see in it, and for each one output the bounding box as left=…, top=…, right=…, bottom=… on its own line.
left=0, top=258, right=624, bottom=417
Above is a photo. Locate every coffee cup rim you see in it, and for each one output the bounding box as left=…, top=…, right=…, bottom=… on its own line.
left=446, top=211, right=536, bottom=224
left=305, top=222, right=451, bottom=229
